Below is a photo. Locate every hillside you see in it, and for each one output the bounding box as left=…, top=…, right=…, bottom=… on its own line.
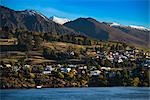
left=64, top=18, right=149, bottom=47
left=0, top=6, right=78, bottom=34
left=0, top=6, right=149, bottom=47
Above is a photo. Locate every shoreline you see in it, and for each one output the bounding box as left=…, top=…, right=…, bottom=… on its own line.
left=1, top=86, right=149, bottom=89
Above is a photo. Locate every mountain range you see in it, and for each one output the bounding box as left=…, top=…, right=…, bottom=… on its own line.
left=64, top=18, right=149, bottom=47
left=0, top=6, right=77, bottom=35
left=0, top=6, right=149, bottom=47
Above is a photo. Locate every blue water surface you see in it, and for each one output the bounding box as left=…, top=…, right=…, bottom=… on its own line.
left=0, top=87, right=149, bottom=100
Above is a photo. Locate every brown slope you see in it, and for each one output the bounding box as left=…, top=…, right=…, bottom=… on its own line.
left=110, top=25, right=149, bottom=44
left=64, top=18, right=148, bottom=47
left=0, top=6, right=78, bottom=35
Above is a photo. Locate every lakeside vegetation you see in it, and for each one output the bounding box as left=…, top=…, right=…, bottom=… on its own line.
left=0, top=28, right=150, bottom=88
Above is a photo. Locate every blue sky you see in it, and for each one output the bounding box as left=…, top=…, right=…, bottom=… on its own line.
left=1, top=0, right=149, bottom=28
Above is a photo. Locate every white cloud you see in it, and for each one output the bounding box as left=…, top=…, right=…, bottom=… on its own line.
left=35, top=7, right=87, bottom=20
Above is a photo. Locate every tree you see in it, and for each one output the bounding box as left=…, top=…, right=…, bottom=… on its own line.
left=25, top=33, right=33, bottom=51
left=122, top=43, right=128, bottom=49
left=58, top=72, right=64, bottom=79
left=83, top=37, right=91, bottom=45
left=87, top=58, right=99, bottom=66
left=43, top=48, right=55, bottom=59
left=2, top=26, right=13, bottom=39
left=104, top=59, right=112, bottom=67
left=34, top=35, right=43, bottom=49
left=17, top=31, right=33, bottom=51
left=77, top=39, right=83, bottom=45
left=131, top=77, right=140, bottom=86
left=32, top=65, right=44, bottom=73
left=99, top=75, right=108, bottom=86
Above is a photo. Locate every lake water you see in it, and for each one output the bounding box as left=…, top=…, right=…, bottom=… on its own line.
left=0, top=87, right=149, bottom=100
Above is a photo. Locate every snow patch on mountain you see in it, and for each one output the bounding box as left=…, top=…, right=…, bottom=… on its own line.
left=22, top=10, right=49, bottom=21
left=129, top=25, right=150, bottom=31
left=110, top=22, right=121, bottom=26
left=109, top=22, right=150, bottom=31
left=50, top=16, right=70, bottom=25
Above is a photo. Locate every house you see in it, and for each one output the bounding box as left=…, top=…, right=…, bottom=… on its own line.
left=5, top=64, right=11, bottom=67
left=106, top=55, right=114, bottom=62
left=43, top=65, right=55, bottom=74
left=57, top=64, right=62, bottom=68
left=78, top=66, right=87, bottom=70
left=96, top=55, right=99, bottom=59
left=43, top=70, right=51, bottom=74
left=96, top=51, right=100, bottom=54
left=24, top=64, right=31, bottom=68
left=70, top=51, right=75, bottom=56
left=0, top=65, right=3, bottom=68
left=13, top=66, right=20, bottom=72
left=61, top=68, right=71, bottom=73
left=68, top=64, right=77, bottom=68
left=118, top=58, right=123, bottom=63
left=101, top=67, right=111, bottom=71
left=45, top=65, right=54, bottom=71
left=120, top=55, right=128, bottom=60
left=90, top=70, right=101, bottom=76
left=144, top=52, right=150, bottom=59
left=135, top=49, right=139, bottom=53
left=143, top=59, right=150, bottom=68
left=78, top=66, right=88, bottom=74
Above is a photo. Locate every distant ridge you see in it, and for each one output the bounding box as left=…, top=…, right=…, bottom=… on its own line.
left=64, top=18, right=149, bottom=47
left=50, top=16, right=70, bottom=25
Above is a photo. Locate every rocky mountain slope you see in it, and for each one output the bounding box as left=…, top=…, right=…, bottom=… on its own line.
left=64, top=18, right=149, bottom=47
left=0, top=6, right=78, bottom=34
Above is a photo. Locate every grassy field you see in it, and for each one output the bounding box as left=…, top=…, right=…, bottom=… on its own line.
left=0, top=38, right=149, bottom=64
left=0, top=38, right=17, bottom=45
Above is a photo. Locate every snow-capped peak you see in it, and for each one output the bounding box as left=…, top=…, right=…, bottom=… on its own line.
left=129, top=25, right=150, bottom=31
left=23, top=9, right=38, bottom=15
left=50, top=16, right=70, bottom=25
left=22, top=9, right=49, bottom=21
left=109, top=22, right=150, bottom=31
left=110, top=22, right=121, bottom=26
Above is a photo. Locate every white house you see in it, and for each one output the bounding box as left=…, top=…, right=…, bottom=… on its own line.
left=118, top=58, right=123, bottom=63
left=96, top=51, right=100, bottom=54
left=79, top=66, right=87, bottom=70
left=120, top=55, right=128, bottom=59
left=24, top=64, right=30, bottom=68
left=57, top=64, right=62, bottom=68
left=70, top=51, right=75, bottom=56
left=43, top=71, right=51, bottom=74
left=68, top=64, right=77, bottom=68
left=43, top=65, right=55, bottom=74
left=13, top=66, right=20, bottom=72
left=101, top=67, right=111, bottom=71
left=61, top=68, right=71, bottom=73
left=0, top=65, right=3, bottom=68
left=90, top=70, right=101, bottom=76
left=45, top=65, right=54, bottom=71
left=5, top=64, right=11, bottom=67
left=83, top=66, right=87, bottom=69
